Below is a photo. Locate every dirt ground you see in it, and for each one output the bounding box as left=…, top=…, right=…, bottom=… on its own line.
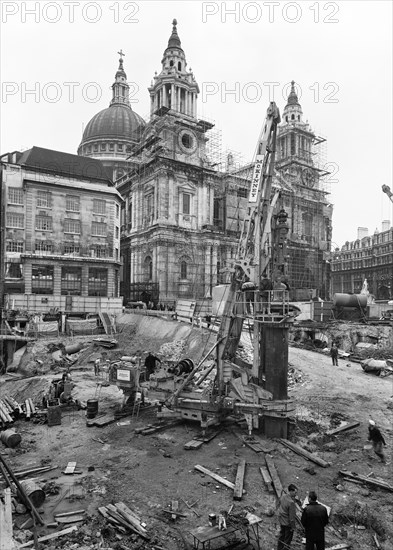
left=1, top=314, right=392, bottom=550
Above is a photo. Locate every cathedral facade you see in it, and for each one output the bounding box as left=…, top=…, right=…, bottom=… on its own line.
left=78, top=20, right=333, bottom=305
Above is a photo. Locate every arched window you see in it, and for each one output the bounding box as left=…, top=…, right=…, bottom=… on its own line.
left=144, top=256, right=153, bottom=281
left=170, top=60, right=174, bottom=66
left=291, top=114, right=295, bottom=120
left=178, top=62, right=181, bottom=71
left=180, top=261, right=187, bottom=279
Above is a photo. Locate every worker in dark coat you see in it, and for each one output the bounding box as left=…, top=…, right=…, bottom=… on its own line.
left=301, top=491, right=329, bottom=550
left=276, top=484, right=298, bottom=550
left=144, top=351, right=161, bottom=381
left=330, top=344, right=338, bottom=366
left=368, top=419, right=387, bottom=463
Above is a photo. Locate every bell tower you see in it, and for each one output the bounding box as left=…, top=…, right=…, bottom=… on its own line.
left=149, top=19, right=199, bottom=118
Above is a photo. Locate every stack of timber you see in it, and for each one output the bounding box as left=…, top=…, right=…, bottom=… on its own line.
left=98, top=502, right=149, bottom=540
left=0, top=395, right=27, bottom=427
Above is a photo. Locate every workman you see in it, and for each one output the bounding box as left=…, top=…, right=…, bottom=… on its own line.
left=368, top=419, right=387, bottom=463
left=144, top=351, right=161, bottom=381
left=276, top=484, right=298, bottom=550
left=301, top=491, right=329, bottom=550
left=330, top=343, right=338, bottom=366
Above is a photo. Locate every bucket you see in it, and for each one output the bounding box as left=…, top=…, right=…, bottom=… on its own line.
left=208, top=513, right=217, bottom=527
left=86, top=399, right=99, bottom=419
left=1, top=429, right=22, bottom=448
left=19, top=480, right=46, bottom=508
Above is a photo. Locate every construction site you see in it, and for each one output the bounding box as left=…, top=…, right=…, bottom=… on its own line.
left=1, top=100, right=393, bottom=550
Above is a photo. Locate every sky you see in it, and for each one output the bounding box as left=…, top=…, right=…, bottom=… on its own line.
left=1, top=0, right=392, bottom=247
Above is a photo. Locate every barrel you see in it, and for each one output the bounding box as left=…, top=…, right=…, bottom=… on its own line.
left=86, top=399, right=99, bottom=419
left=19, top=480, right=45, bottom=508
left=333, top=293, right=367, bottom=308
left=0, top=429, right=22, bottom=448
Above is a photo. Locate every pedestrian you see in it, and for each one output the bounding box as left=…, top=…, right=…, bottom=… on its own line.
left=301, top=491, right=329, bottom=550
left=330, top=343, right=338, bottom=366
left=276, top=484, right=298, bottom=550
left=94, top=358, right=100, bottom=376
left=144, top=351, right=161, bottom=381
left=368, top=419, right=387, bottom=463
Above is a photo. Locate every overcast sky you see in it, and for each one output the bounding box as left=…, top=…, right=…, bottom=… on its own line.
left=1, top=0, right=392, bottom=246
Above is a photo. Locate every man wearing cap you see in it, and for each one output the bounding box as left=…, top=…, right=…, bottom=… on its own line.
left=144, top=351, right=161, bottom=381
left=301, top=491, right=329, bottom=550
left=276, top=484, right=298, bottom=550
left=368, top=420, right=387, bottom=463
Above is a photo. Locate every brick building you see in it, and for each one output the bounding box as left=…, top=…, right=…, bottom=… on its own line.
left=331, top=223, right=393, bottom=300
left=0, top=147, right=123, bottom=312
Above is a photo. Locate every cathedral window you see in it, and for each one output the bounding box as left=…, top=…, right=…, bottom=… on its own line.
left=182, top=193, right=191, bottom=214
left=88, top=146, right=92, bottom=153
left=94, top=144, right=98, bottom=152
left=178, top=62, right=181, bottom=70
left=144, top=256, right=153, bottom=281
left=170, top=60, right=174, bottom=66
left=180, top=261, right=187, bottom=279
left=118, top=144, right=123, bottom=151
left=286, top=116, right=288, bottom=122
left=145, top=194, right=154, bottom=221
left=109, top=143, right=115, bottom=151
left=101, top=144, right=106, bottom=151
left=290, top=134, right=296, bottom=156
left=291, top=114, right=295, bottom=120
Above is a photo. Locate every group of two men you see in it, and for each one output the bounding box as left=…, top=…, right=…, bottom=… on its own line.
left=277, top=485, right=328, bottom=550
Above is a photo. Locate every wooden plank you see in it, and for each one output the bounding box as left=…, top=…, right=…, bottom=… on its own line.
left=25, top=399, right=31, bottom=420
left=194, top=465, right=235, bottom=490
left=264, top=455, right=284, bottom=498
left=259, top=466, right=274, bottom=493
left=279, top=439, right=330, bottom=468
left=233, top=459, right=246, bottom=501
left=64, top=461, right=77, bottom=475
left=184, top=440, right=204, bottom=450
left=171, top=500, right=179, bottom=520
left=114, top=502, right=146, bottom=535
left=326, top=421, right=360, bottom=436
left=0, top=488, right=15, bottom=550
left=339, top=470, right=393, bottom=492
left=54, top=509, right=85, bottom=518
left=55, top=515, right=85, bottom=524
left=326, top=545, right=352, bottom=550
left=19, top=526, right=78, bottom=547
left=106, top=504, right=149, bottom=540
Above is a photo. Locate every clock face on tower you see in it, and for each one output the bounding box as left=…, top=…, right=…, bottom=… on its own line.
left=178, top=129, right=197, bottom=154
left=301, top=167, right=316, bottom=187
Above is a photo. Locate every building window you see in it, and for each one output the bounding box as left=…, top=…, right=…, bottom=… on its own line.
left=145, top=194, right=154, bottom=220
left=116, top=204, right=120, bottom=217
left=6, top=241, right=24, bottom=252
left=66, top=195, right=80, bottom=212
left=91, top=245, right=108, bottom=258
left=236, top=188, right=248, bottom=198
left=182, top=193, right=191, bottom=214
left=290, top=133, right=296, bottom=155
left=94, top=144, right=98, bottom=152
left=35, top=216, right=52, bottom=231
left=5, top=262, right=22, bottom=279
left=118, top=144, right=123, bottom=151
left=115, top=248, right=119, bottom=260
left=88, top=268, right=107, bottom=296
left=92, top=222, right=107, bottom=236
left=6, top=212, right=24, bottom=228
left=116, top=227, right=119, bottom=239
left=32, top=265, right=54, bottom=294
left=100, top=144, right=106, bottom=151
left=109, top=143, right=115, bottom=151
left=180, top=260, right=187, bottom=279
left=35, top=240, right=54, bottom=253
left=144, top=256, right=153, bottom=281
left=61, top=267, right=82, bottom=295
left=8, top=187, right=23, bottom=205
left=37, top=191, right=51, bottom=208
left=64, top=219, right=81, bottom=234
left=128, top=202, right=133, bottom=227
left=93, top=199, right=106, bottom=214
left=63, top=243, right=80, bottom=255
left=302, top=212, right=313, bottom=236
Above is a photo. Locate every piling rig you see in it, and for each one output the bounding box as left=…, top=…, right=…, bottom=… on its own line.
left=145, top=102, right=298, bottom=439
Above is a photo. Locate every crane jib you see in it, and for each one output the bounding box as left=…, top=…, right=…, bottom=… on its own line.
left=248, top=154, right=264, bottom=203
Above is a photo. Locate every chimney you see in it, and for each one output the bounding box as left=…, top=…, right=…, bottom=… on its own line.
left=382, top=220, right=391, bottom=232
left=357, top=227, right=368, bottom=239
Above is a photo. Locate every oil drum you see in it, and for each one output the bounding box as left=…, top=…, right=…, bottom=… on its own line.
left=19, top=480, right=46, bottom=507
left=0, top=429, right=22, bottom=448
left=86, top=399, right=99, bottom=419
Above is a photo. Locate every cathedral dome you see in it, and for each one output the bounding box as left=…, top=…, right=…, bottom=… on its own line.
left=81, top=104, right=145, bottom=143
